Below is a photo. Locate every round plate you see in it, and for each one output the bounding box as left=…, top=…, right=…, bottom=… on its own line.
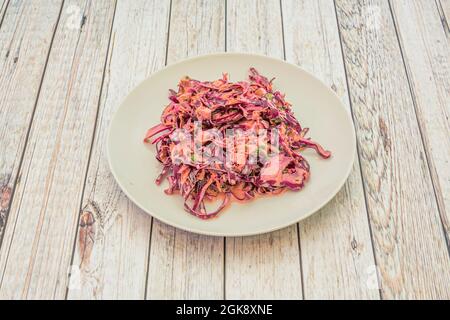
left=107, top=53, right=356, bottom=236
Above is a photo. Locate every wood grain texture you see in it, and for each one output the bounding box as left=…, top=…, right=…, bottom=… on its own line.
left=390, top=0, right=450, bottom=245
left=225, top=0, right=302, bottom=300
left=282, top=0, right=379, bottom=299
left=0, top=0, right=63, bottom=246
left=67, top=0, right=170, bottom=300
left=335, top=0, right=450, bottom=299
left=146, top=0, right=226, bottom=300
left=0, top=0, right=447, bottom=301
left=0, top=0, right=116, bottom=299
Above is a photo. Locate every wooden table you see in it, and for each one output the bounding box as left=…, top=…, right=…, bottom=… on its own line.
left=0, top=0, right=448, bottom=300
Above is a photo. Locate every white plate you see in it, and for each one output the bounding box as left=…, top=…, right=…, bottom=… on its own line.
left=107, top=53, right=356, bottom=236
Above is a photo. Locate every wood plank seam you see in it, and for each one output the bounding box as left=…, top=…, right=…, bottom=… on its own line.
left=135, top=0, right=225, bottom=300
left=279, top=0, right=305, bottom=300
left=332, top=0, right=382, bottom=298
left=0, top=0, right=10, bottom=31
left=223, top=1, right=227, bottom=300
left=0, top=0, right=65, bottom=255
left=280, top=0, right=379, bottom=299
left=225, top=0, right=227, bottom=52
left=143, top=0, right=173, bottom=301
left=225, top=0, right=302, bottom=300
left=388, top=0, right=450, bottom=256
left=63, top=0, right=119, bottom=299
left=435, top=0, right=450, bottom=37
left=163, top=0, right=173, bottom=68
left=279, top=0, right=287, bottom=61
left=146, top=0, right=226, bottom=300
left=296, top=223, right=306, bottom=299
left=223, top=236, right=226, bottom=300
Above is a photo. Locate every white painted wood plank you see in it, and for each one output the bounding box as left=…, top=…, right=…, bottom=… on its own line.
left=282, top=0, right=379, bottom=300
left=335, top=0, right=450, bottom=299
left=146, top=0, right=226, bottom=300
left=67, top=0, right=170, bottom=300
left=390, top=0, right=450, bottom=245
left=0, top=0, right=63, bottom=245
left=225, top=0, right=302, bottom=300
left=0, top=0, right=116, bottom=299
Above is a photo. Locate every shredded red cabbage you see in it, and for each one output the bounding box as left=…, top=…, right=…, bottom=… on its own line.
left=144, top=68, right=331, bottom=219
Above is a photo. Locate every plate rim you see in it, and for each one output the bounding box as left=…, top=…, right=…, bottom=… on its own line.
left=106, top=52, right=356, bottom=237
